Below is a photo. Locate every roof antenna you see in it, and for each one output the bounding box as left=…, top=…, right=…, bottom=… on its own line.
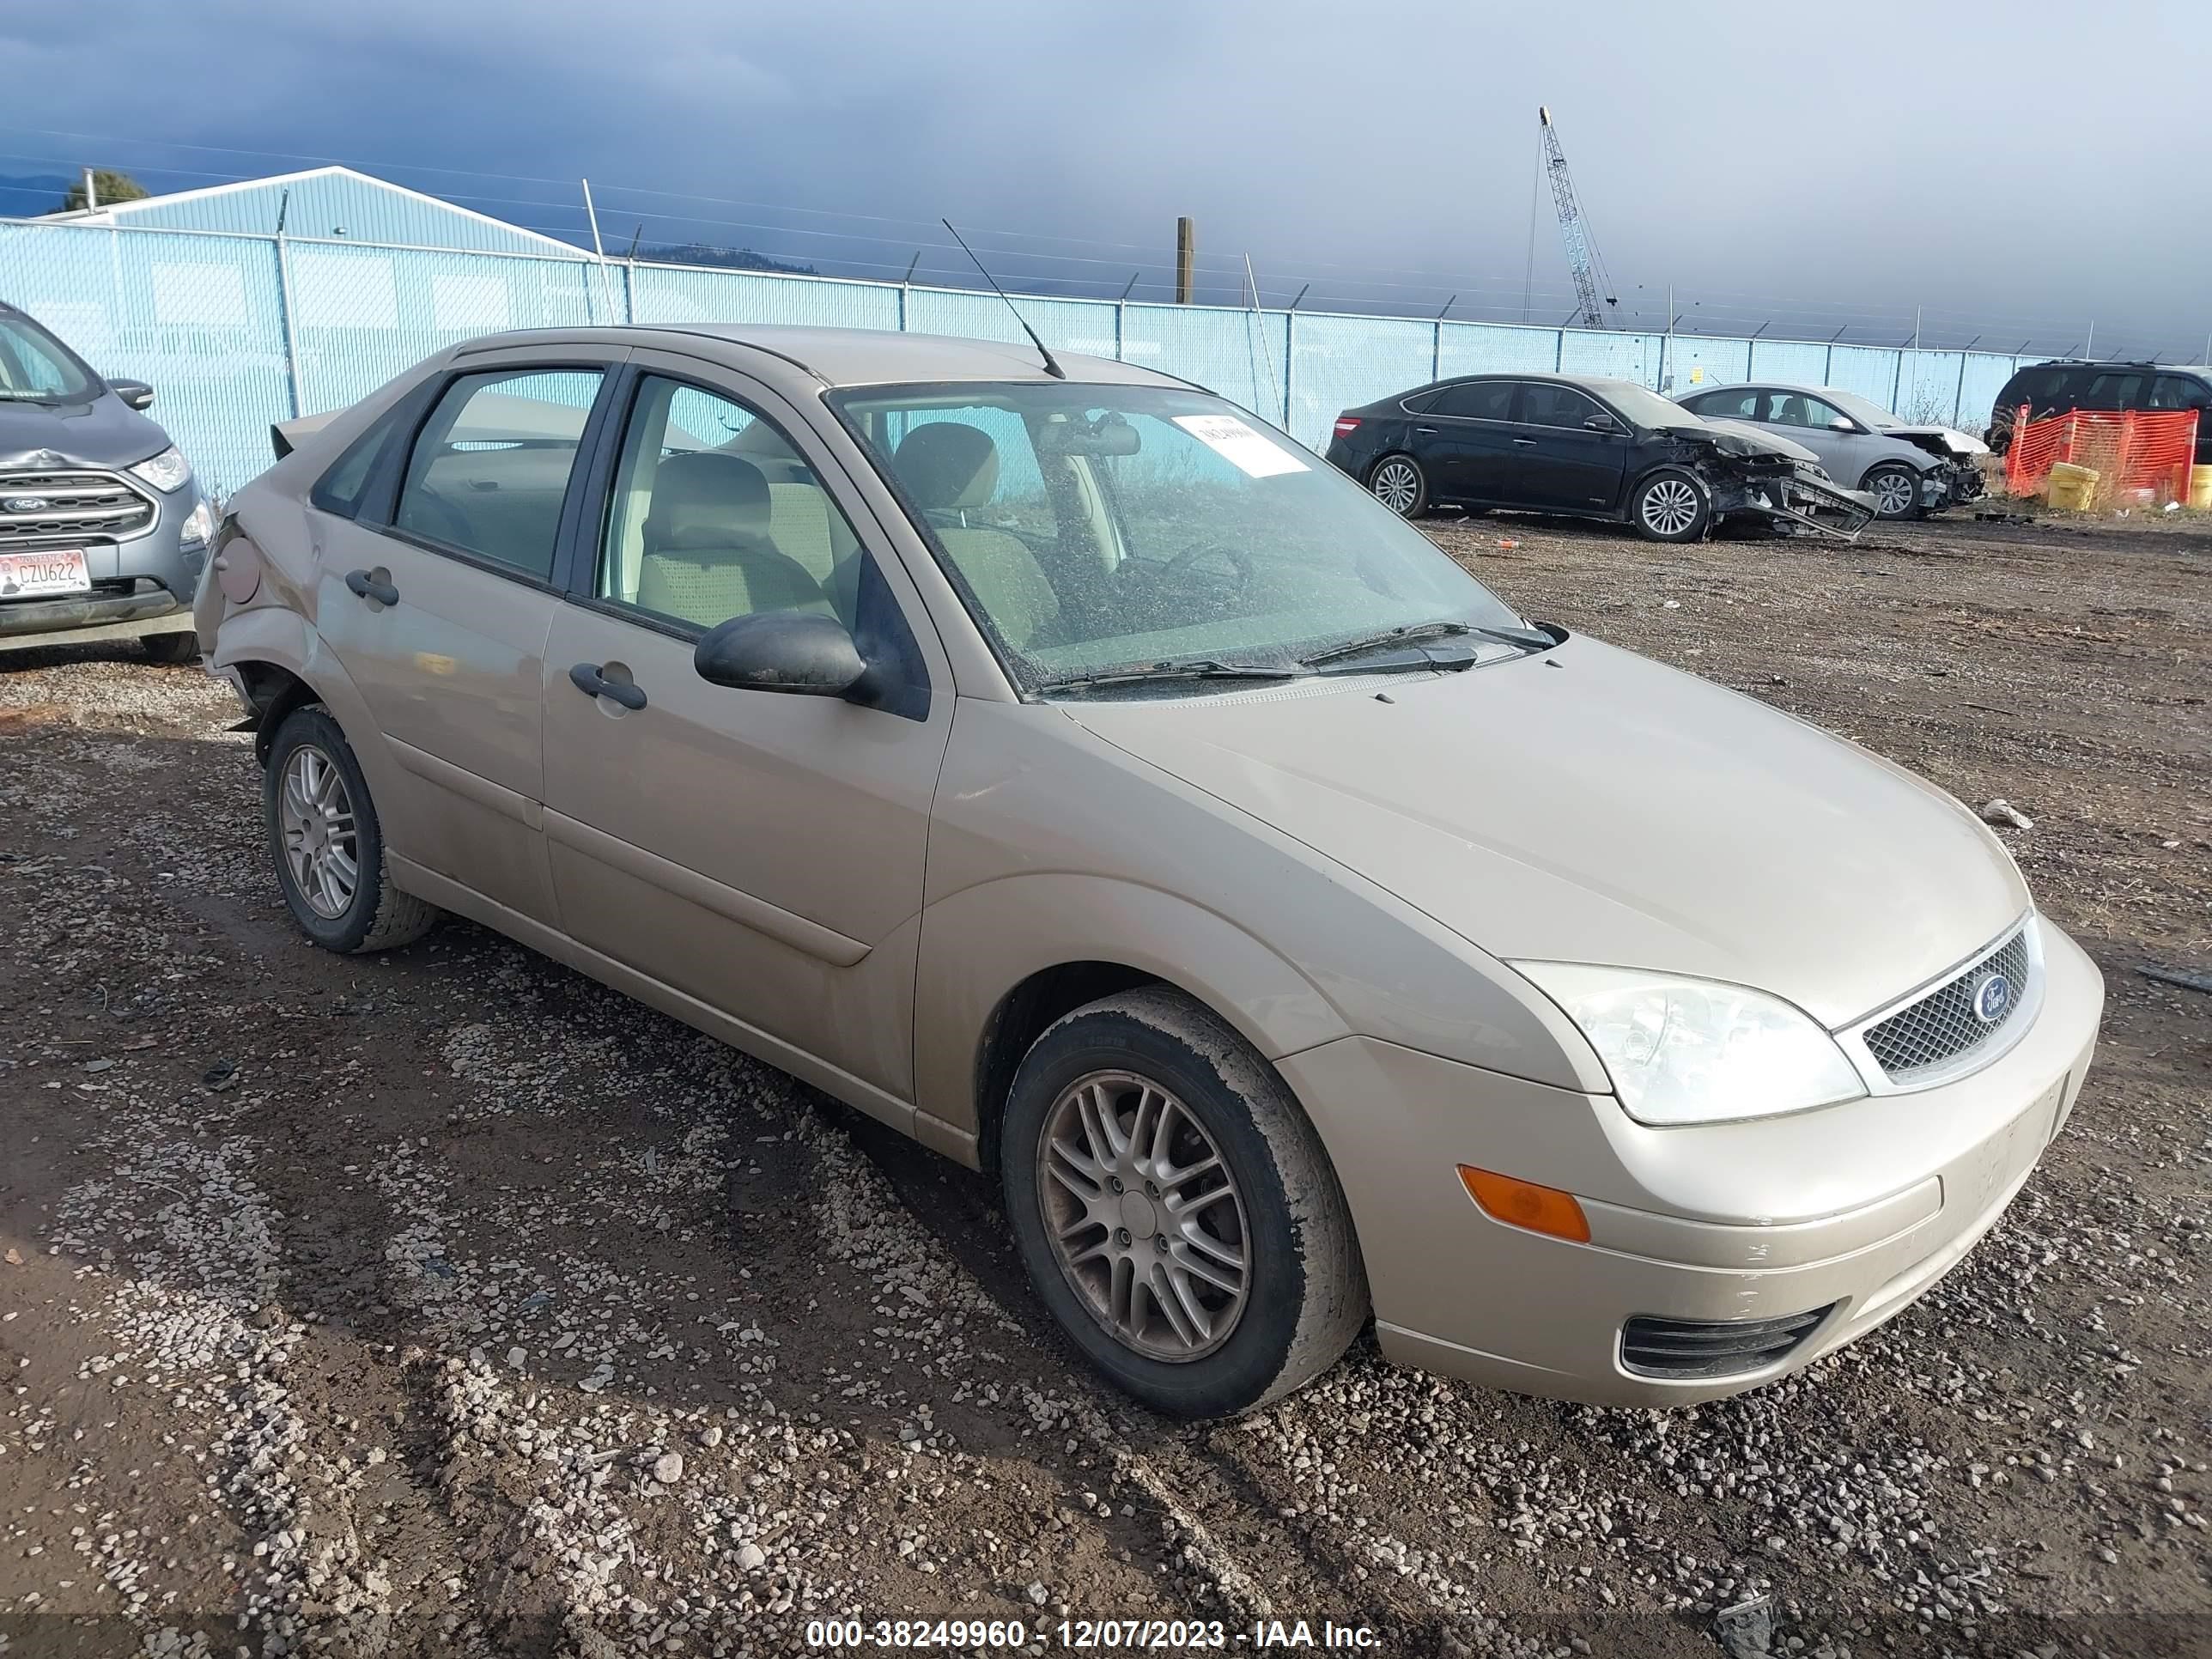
left=941, top=217, right=1065, bottom=379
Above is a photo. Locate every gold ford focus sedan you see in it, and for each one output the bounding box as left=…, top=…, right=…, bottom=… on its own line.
left=196, top=325, right=2103, bottom=1418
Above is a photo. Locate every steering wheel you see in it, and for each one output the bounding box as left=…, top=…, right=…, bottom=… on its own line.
left=1153, top=540, right=1255, bottom=591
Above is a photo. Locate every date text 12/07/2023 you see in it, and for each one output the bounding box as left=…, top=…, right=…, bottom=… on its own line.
left=803, top=1618, right=1382, bottom=1649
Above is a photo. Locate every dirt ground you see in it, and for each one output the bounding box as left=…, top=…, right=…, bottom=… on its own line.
left=2, top=510, right=2208, bottom=1659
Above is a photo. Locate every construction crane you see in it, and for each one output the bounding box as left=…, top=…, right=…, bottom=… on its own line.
left=1538, top=106, right=1619, bottom=331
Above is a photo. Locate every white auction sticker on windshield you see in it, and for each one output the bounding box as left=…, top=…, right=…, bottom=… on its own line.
left=1172, top=414, right=1309, bottom=478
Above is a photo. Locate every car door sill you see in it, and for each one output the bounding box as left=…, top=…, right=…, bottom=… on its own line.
left=387, top=852, right=915, bottom=1137
left=543, top=810, right=872, bottom=968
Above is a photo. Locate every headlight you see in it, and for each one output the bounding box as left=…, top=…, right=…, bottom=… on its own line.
left=1512, top=963, right=1864, bottom=1127
left=129, top=447, right=191, bottom=493
left=179, top=499, right=216, bottom=547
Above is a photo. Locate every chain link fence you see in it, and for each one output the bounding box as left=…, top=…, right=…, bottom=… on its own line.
left=3, top=216, right=2049, bottom=496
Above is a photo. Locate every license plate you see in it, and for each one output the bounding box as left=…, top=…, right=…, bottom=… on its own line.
left=0, top=547, right=92, bottom=599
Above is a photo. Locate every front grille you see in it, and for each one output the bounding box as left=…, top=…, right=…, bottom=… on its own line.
left=0, top=471, right=155, bottom=546
left=1863, top=930, right=2031, bottom=1080
left=1620, top=1305, right=1833, bottom=1380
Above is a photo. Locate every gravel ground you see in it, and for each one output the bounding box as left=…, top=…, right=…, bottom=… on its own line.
left=1, top=512, right=2208, bottom=1659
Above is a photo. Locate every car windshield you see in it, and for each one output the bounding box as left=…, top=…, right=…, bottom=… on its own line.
left=1821, top=388, right=1904, bottom=429
left=829, top=382, right=1529, bottom=690
left=1591, top=379, right=1703, bottom=431
left=0, top=309, right=100, bottom=403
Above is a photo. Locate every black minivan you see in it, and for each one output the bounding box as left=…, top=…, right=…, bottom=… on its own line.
left=1987, top=361, right=2212, bottom=463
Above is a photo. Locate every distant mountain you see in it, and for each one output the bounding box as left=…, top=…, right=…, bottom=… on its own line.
left=0, top=173, right=73, bottom=216
left=641, top=242, right=817, bottom=276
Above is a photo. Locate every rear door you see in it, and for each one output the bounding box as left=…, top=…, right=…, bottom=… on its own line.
left=310, top=348, right=620, bottom=925
left=1494, top=383, right=1629, bottom=511
left=1412, top=379, right=1519, bottom=502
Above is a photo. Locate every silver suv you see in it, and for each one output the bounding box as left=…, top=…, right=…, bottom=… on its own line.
left=0, top=301, right=214, bottom=660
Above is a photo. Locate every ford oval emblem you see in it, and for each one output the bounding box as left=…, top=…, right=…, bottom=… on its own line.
left=3, top=496, right=51, bottom=514
left=1971, top=971, right=2012, bottom=1024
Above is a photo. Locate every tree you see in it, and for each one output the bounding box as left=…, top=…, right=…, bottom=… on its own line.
left=63, top=169, right=149, bottom=211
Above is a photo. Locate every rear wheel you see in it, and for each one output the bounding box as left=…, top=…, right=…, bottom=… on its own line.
left=1367, top=453, right=1428, bottom=518
left=1000, top=987, right=1367, bottom=1418
left=143, top=631, right=199, bottom=665
left=1863, top=462, right=1923, bottom=520
left=264, top=705, right=439, bottom=954
left=1630, top=468, right=1711, bottom=542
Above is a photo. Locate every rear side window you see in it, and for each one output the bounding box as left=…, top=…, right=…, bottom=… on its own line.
left=309, top=407, right=404, bottom=519
left=1431, top=380, right=1516, bottom=421
left=1689, top=388, right=1762, bottom=421
left=2083, top=372, right=2145, bottom=410
left=394, top=368, right=605, bottom=581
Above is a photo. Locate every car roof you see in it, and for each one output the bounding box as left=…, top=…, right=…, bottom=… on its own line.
left=445, top=323, right=1178, bottom=392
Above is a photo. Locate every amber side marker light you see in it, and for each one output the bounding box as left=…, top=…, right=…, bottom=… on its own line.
left=1458, top=1166, right=1591, bottom=1243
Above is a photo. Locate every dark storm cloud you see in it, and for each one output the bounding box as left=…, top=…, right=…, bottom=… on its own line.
left=4, top=0, right=2206, bottom=355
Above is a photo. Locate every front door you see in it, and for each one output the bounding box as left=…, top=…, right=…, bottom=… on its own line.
left=1763, top=391, right=1867, bottom=483
left=311, top=352, right=617, bottom=924
left=1498, top=382, right=1629, bottom=511
left=538, top=360, right=952, bottom=1109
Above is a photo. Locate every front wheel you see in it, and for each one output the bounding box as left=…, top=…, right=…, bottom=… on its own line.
left=1000, top=987, right=1368, bottom=1418
left=1863, top=462, right=1924, bottom=520
left=263, top=705, right=440, bottom=954
left=1367, top=453, right=1428, bottom=518
left=1630, top=468, right=1711, bottom=542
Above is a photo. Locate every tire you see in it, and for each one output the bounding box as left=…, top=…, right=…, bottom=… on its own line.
left=1367, top=453, right=1428, bottom=519
left=263, top=705, right=439, bottom=954
left=1629, top=467, right=1711, bottom=542
left=1000, top=986, right=1368, bottom=1418
left=1862, top=462, right=1924, bottom=521
left=143, top=631, right=199, bottom=665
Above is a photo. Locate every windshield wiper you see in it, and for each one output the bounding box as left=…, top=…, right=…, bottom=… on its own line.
left=1301, top=619, right=1553, bottom=669
left=1040, top=658, right=1304, bottom=695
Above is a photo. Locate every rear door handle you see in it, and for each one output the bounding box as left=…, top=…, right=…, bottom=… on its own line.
left=1511, top=438, right=1538, bottom=447
left=344, top=568, right=399, bottom=606
left=1413, top=425, right=1439, bottom=434
left=568, top=662, right=647, bottom=711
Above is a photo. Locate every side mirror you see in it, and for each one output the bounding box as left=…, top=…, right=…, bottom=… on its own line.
left=109, top=379, right=155, bottom=411
left=695, top=611, right=869, bottom=699
left=1583, top=413, right=1620, bottom=434
left=1826, top=417, right=1856, bottom=433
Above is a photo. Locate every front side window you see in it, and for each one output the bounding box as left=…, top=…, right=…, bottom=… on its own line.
left=830, top=382, right=1528, bottom=690
left=1520, top=384, right=1606, bottom=429
left=2150, top=374, right=2212, bottom=411
left=394, top=368, right=604, bottom=580
left=1766, top=393, right=1847, bottom=430
left=595, top=375, right=870, bottom=632
left=0, top=309, right=99, bottom=403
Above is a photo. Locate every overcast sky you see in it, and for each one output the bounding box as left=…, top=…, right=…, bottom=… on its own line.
left=5, top=0, right=2208, bottom=356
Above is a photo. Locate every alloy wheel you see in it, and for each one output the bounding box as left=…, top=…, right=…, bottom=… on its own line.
left=279, top=744, right=360, bottom=920
left=1870, top=471, right=1917, bottom=516
left=1640, top=476, right=1701, bottom=536
left=1370, top=459, right=1420, bottom=515
left=1036, top=1070, right=1250, bottom=1361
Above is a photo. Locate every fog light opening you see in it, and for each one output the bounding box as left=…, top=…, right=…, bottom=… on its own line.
left=1457, top=1166, right=1590, bottom=1243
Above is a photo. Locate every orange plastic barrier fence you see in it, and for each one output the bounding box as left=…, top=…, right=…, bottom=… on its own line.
left=2005, top=405, right=2201, bottom=504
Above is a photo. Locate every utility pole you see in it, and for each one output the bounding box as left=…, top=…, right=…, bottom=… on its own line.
left=580, top=179, right=617, bottom=324
left=2084, top=319, right=2094, bottom=358
left=80, top=167, right=100, bottom=211
left=1175, top=216, right=1195, bottom=306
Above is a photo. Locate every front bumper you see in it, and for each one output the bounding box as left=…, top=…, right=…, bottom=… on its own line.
left=1279, top=920, right=2105, bottom=1407
left=0, top=475, right=205, bottom=647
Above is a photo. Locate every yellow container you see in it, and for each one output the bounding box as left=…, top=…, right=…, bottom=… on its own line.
left=2191, top=465, right=2212, bottom=510
left=2047, top=460, right=2099, bottom=510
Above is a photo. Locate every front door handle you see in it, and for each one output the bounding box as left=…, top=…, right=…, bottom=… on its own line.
left=1413, top=425, right=1439, bottom=434
left=1511, top=438, right=1538, bottom=447
left=568, top=662, right=647, bottom=711
left=344, top=568, right=399, bottom=606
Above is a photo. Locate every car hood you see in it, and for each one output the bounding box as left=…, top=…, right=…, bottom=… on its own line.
left=1877, top=423, right=1991, bottom=457
left=1694, top=419, right=1822, bottom=465
left=0, top=392, right=168, bottom=471
left=1061, top=634, right=2028, bottom=1030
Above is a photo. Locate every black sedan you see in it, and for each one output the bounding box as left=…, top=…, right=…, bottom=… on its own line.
left=1324, top=373, right=1874, bottom=542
